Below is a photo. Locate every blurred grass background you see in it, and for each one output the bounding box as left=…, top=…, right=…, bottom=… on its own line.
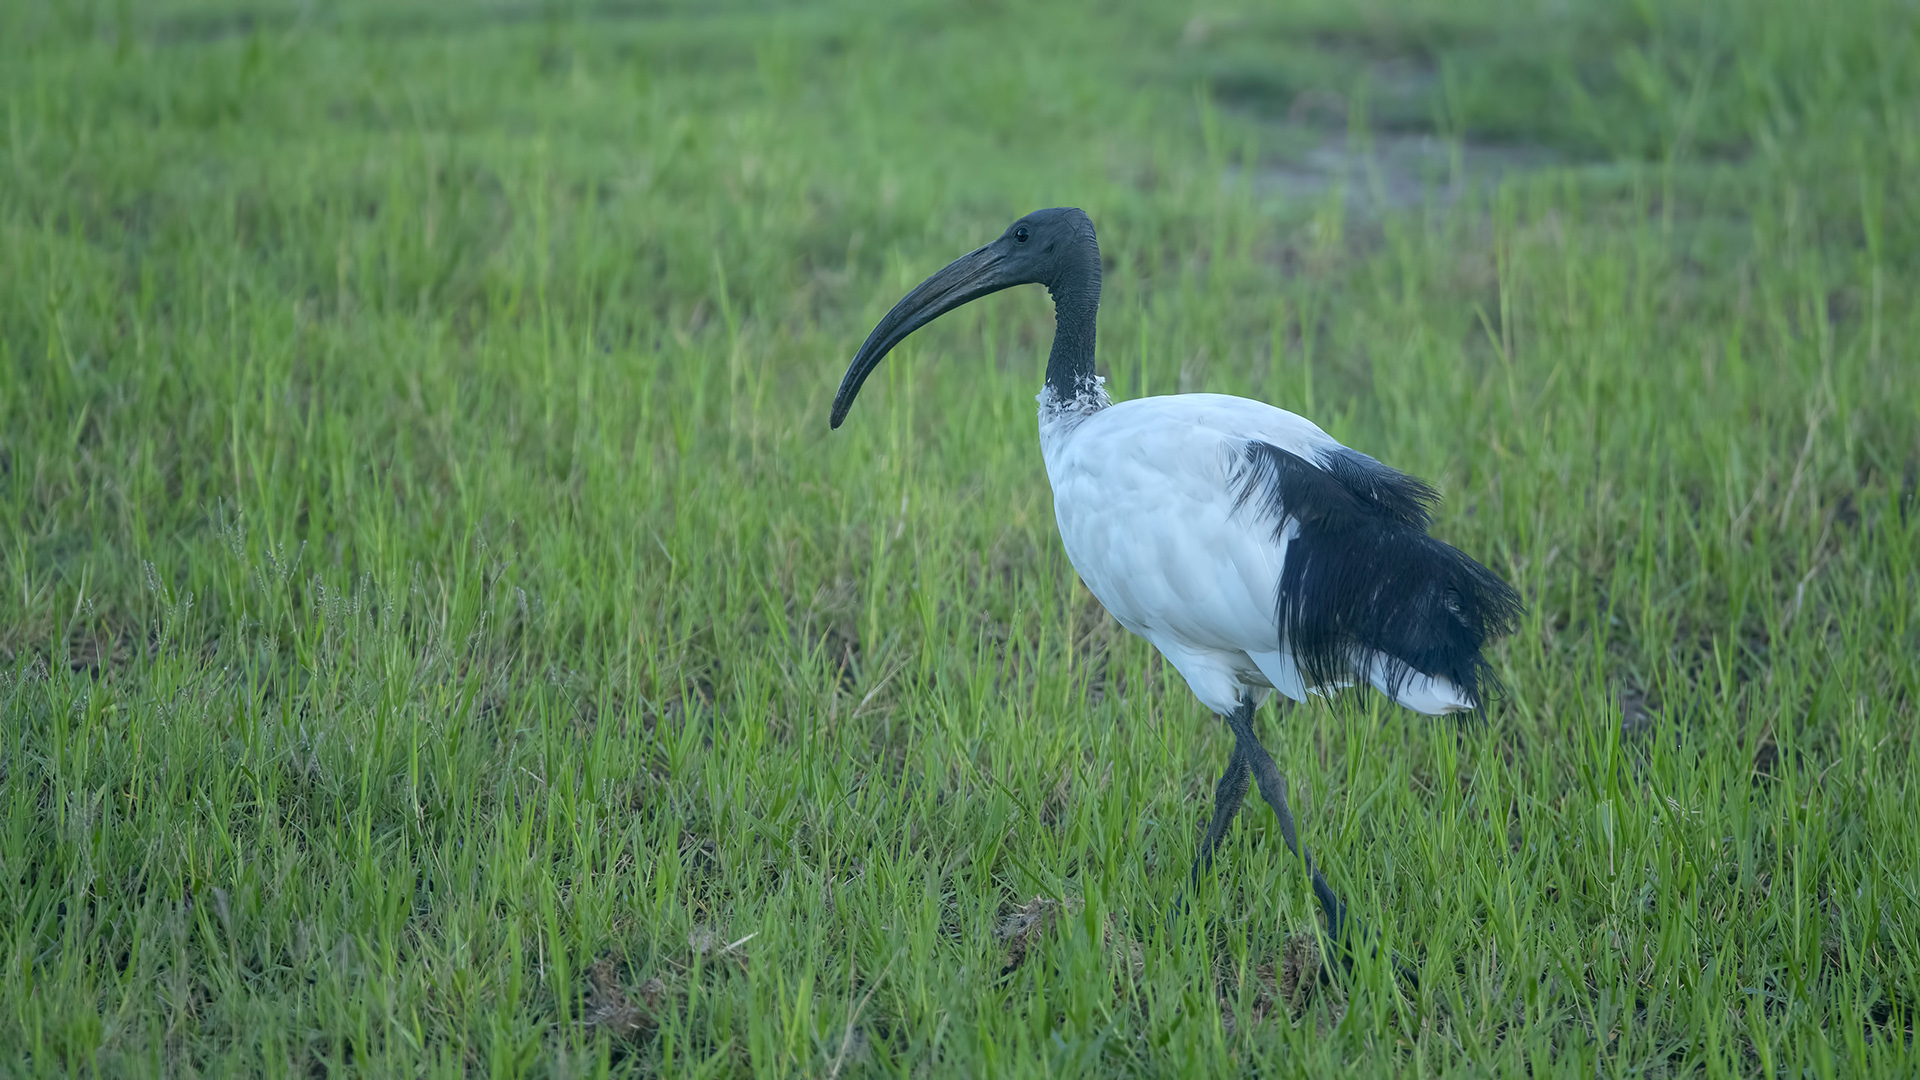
left=1, top=0, right=1917, bottom=1074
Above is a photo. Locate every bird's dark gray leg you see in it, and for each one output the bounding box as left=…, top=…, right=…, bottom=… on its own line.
left=1222, top=698, right=1349, bottom=945
left=1167, top=732, right=1253, bottom=929
left=1190, top=740, right=1251, bottom=885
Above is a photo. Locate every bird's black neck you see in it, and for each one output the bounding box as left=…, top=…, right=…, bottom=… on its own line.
left=1043, top=244, right=1101, bottom=406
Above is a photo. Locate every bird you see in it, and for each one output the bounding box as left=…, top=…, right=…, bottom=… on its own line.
left=828, top=207, right=1521, bottom=954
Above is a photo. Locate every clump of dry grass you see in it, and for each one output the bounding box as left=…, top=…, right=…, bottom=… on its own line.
left=582, top=957, right=668, bottom=1042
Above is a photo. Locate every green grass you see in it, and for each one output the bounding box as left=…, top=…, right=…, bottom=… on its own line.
left=3, top=0, right=1918, bottom=1074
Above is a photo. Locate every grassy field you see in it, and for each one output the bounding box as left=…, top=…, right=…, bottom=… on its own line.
left=3, top=0, right=1918, bottom=1074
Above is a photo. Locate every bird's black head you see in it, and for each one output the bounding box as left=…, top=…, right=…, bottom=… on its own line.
left=829, top=207, right=1099, bottom=428
left=988, top=206, right=1099, bottom=292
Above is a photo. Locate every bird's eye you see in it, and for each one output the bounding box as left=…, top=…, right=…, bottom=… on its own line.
left=1013, top=226, right=1030, bottom=243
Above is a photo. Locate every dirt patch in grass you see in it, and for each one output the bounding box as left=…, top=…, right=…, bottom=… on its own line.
left=994, top=896, right=1146, bottom=990
left=996, top=895, right=1080, bottom=976
left=582, top=955, right=666, bottom=1042
left=1220, top=931, right=1346, bottom=1035
left=1244, top=130, right=1562, bottom=216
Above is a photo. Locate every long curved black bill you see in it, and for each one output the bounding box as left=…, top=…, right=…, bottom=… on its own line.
left=830, top=246, right=1013, bottom=429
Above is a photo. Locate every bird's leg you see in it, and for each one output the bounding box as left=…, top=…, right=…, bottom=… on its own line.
left=1190, top=739, right=1251, bottom=885
left=1166, top=734, right=1252, bottom=930
left=1222, top=699, right=1348, bottom=945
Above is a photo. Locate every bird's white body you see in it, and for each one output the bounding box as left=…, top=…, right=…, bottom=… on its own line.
left=1038, top=387, right=1474, bottom=718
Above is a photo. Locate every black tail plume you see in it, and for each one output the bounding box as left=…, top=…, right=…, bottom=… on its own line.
left=1234, top=442, right=1523, bottom=706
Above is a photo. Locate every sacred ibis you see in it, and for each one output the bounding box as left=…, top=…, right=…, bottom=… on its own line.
left=829, top=208, right=1521, bottom=950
